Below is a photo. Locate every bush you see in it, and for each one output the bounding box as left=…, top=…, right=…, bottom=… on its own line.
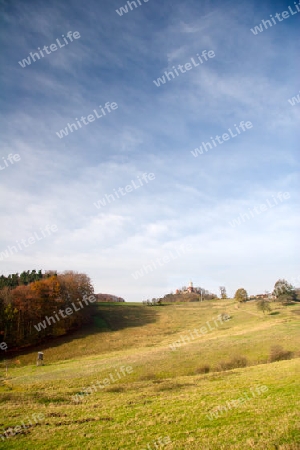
left=215, top=361, right=231, bottom=371
left=230, top=355, right=248, bottom=368
left=269, top=345, right=294, bottom=362
left=195, top=364, right=210, bottom=374
left=215, top=355, right=248, bottom=372
left=106, top=386, right=125, bottom=393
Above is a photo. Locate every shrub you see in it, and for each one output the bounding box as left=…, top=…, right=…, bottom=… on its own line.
left=195, top=364, right=210, bottom=374
left=230, top=355, right=248, bottom=368
left=215, top=355, right=248, bottom=372
left=215, top=360, right=231, bottom=372
left=269, top=345, right=294, bottom=362
left=106, top=386, right=124, bottom=393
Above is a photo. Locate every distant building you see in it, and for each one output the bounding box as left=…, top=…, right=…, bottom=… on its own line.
left=176, top=282, right=195, bottom=294
left=187, top=281, right=194, bottom=293
left=250, top=293, right=275, bottom=300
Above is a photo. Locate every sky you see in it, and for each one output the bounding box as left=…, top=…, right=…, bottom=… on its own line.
left=0, top=0, right=299, bottom=301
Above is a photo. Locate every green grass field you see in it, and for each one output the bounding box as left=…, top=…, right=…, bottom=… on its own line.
left=0, top=300, right=299, bottom=449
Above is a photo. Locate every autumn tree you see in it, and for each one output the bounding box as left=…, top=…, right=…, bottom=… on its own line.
left=0, top=271, right=95, bottom=349
left=234, top=288, right=248, bottom=303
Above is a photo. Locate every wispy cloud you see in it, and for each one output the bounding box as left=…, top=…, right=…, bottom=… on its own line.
left=0, top=0, right=299, bottom=300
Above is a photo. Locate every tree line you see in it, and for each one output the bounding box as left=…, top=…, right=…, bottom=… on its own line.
left=0, top=271, right=95, bottom=351
left=0, top=270, right=46, bottom=289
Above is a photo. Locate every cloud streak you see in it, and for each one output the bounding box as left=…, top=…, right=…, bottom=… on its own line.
left=0, top=0, right=299, bottom=300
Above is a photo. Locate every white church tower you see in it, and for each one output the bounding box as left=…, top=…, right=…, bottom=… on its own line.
left=187, top=281, right=194, bottom=292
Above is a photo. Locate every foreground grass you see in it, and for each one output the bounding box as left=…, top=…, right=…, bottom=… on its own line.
left=0, top=300, right=299, bottom=449
left=0, top=360, right=299, bottom=449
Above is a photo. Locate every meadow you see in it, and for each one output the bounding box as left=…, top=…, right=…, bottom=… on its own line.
left=0, top=300, right=299, bottom=449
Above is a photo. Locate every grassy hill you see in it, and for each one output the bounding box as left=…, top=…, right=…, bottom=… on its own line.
left=0, top=300, right=299, bottom=449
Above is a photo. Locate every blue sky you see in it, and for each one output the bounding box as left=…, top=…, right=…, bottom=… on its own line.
left=0, top=0, right=299, bottom=301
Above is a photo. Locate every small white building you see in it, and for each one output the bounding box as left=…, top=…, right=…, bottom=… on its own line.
left=187, top=281, right=194, bottom=293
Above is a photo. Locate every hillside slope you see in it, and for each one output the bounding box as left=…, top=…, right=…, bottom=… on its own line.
left=0, top=300, right=299, bottom=449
